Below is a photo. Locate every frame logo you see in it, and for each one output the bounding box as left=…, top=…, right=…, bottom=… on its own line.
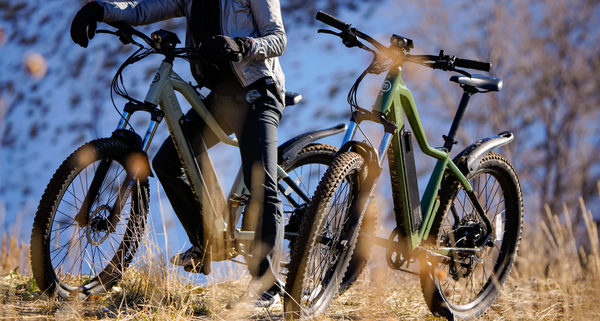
left=381, top=80, right=392, bottom=92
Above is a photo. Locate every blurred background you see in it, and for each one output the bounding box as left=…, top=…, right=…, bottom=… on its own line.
left=1, top=0, right=599, bottom=281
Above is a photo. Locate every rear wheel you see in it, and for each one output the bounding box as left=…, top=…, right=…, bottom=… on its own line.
left=420, top=153, right=523, bottom=319
left=31, top=138, right=150, bottom=298
left=285, top=152, right=368, bottom=318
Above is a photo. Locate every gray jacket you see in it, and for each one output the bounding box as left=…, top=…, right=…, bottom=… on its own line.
left=97, top=0, right=286, bottom=93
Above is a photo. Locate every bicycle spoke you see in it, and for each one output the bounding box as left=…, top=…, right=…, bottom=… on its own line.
left=434, top=169, right=513, bottom=307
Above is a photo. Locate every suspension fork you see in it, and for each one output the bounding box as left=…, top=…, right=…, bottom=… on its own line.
left=74, top=159, right=113, bottom=227
left=74, top=115, right=137, bottom=231
left=75, top=103, right=161, bottom=231
left=74, top=111, right=130, bottom=228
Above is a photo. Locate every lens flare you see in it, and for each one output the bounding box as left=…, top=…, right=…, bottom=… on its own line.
left=24, top=52, right=47, bottom=79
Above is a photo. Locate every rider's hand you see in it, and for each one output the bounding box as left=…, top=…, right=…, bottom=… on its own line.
left=200, top=35, right=251, bottom=62
left=70, top=2, right=104, bottom=48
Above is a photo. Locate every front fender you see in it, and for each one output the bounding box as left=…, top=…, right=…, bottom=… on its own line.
left=454, top=131, right=514, bottom=176
left=111, top=129, right=154, bottom=177
left=337, top=140, right=380, bottom=170
left=278, top=123, right=347, bottom=164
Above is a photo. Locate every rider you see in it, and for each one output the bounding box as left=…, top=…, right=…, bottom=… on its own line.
left=70, top=0, right=286, bottom=308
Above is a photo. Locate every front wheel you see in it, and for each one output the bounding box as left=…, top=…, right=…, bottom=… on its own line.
left=420, top=152, right=523, bottom=320
left=278, top=144, right=377, bottom=293
left=285, top=152, right=367, bottom=318
left=30, top=138, right=150, bottom=298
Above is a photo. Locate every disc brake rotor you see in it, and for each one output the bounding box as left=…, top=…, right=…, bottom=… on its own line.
left=86, top=204, right=112, bottom=246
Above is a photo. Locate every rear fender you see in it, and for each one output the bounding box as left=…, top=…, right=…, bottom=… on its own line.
left=278, top=123, right=347, bottom=165
left=454, top=131, right=514, bottom=176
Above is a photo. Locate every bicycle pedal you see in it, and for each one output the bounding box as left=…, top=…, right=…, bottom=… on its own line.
left=184, top=263, right=211, bottom=275
left=184, top=264, right=201, bottom=273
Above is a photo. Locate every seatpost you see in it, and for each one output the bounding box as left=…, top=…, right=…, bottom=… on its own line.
left=443, top=86, right=477, bottom=152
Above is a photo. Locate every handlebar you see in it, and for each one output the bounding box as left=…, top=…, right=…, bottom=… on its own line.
left=97, top=24, right=242, bottom=62
left=97, top=24, right=155, bottom=48
left=316, top=11, right=349, bottom=31
left=454, top=58, right=491, bottom=72
left=316, top=11, right=492, bottom=73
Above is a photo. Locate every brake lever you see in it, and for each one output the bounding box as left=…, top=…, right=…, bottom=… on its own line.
left=116, top=26, right=136, bottom=45
left=96, top=29, right=117, bottom=36
left=317, top=29, right=340, bottom=36
left=340, top=26, right=363, bottom=49
left=97, top=28, right=142, bottom=49
left=317, top=28, right=365, bottom=49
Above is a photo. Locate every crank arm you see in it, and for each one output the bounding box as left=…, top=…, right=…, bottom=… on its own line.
left=360, top=234, right=407, bottom=253
left=438, top=247, right=481, bottom=252
left=284, top=231, right=298, bottom=240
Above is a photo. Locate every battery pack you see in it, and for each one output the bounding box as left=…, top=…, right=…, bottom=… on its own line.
left=400, top=128, right=422, bottom=232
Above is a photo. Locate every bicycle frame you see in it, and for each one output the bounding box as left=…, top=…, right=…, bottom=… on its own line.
left=114, top=59, right=293, bottom=261
left=342, top=65, right=479, bottom=256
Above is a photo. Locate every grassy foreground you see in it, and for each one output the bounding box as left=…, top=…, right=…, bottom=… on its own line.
left=2, top=198, right=600, bottom=320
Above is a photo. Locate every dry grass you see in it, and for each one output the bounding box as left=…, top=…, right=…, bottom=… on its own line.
left=2, top=197, right=600, bottom=320
left=0, top=232, right=31, bottom=276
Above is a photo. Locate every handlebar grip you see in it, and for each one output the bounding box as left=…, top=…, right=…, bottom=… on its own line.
left=454, top=58, right=492, bottom=72
left=227, top=52, right=243, bottom=62
left=316, top=11, right=348, bottom=31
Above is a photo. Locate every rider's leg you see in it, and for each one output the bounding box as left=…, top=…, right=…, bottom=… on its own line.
left=202, top=82, right=284, bottom=306
left=223, top=84, right=285, bottom=298
left=154, top=82, right=284, bottom=302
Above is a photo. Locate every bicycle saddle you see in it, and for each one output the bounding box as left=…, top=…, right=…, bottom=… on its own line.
left=450, top=74, right=503, bottom=92
left=285, top=92, right=303, bottom=106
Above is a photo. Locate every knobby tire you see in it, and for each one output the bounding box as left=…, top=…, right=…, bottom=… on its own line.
left=285, top=152, right=368, bottom=319
left=420, top=152, right=523, bottom=320
left=30, top=138, right=150, bottom=298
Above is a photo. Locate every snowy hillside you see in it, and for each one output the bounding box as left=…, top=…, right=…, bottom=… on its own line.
left=0, top=0, right=421, bottom=251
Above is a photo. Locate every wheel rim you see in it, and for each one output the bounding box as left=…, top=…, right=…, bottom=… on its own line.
left=434, top=167, right=513, bottom=310
left=48, top=158, right=144, bottom=292
left=280, top=154, right=333, bottom=280
left=301, top=168, right=358, bottom=310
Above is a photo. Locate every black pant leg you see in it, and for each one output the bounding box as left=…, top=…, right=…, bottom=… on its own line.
left=236, top=87, right=284, bottom=288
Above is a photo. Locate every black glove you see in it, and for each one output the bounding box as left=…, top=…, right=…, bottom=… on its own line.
left=70, top=2, right=104, bottom=48
left=200, top=35, right=251, bottom=63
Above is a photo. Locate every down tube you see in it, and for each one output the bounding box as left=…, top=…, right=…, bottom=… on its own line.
left=158, top=82, right=227, bottom=236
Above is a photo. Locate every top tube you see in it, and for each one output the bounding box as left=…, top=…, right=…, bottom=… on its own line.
left=146, top=60, right=239, bottom=147
left=375, top=66, right=447, bottom=160
left=169, top=72, right=239, bottom=147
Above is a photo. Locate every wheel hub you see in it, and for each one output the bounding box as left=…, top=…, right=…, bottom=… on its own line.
left=86, top=205, right=112, bottom=246
left=444, top=219, right=487, bottom=280
left=454, top=219, right=485, bottom=250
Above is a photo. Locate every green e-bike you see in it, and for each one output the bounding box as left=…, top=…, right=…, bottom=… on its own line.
left=284, top=11, right=523, bottom=320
